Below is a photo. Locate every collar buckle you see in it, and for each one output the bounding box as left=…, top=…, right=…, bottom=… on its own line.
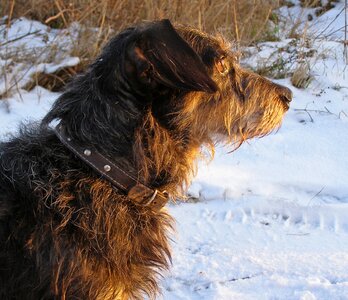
left=128, top=184, right=169, bottom=211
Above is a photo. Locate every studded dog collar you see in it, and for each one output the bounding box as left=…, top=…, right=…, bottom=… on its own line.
left=53, top=123, right=169, bottom=211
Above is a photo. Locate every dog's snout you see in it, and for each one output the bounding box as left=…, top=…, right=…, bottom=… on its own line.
left=278, top=86, right=293, bottom=104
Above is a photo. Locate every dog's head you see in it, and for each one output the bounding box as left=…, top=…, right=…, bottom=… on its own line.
left=93, top=19, right=291, bottom=146
left=175, top=25, right=292, bottom=144
left=46, top=20, right=291, bottom=150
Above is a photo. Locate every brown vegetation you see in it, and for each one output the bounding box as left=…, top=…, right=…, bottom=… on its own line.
left=0, top=0, right=283, bottom=95
left=2, top=0, right=280, bottom=47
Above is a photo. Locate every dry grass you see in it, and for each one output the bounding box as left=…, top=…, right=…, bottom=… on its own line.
left=291, top=62, right=312, bottom=88
left=2, top=0, right=280, bottom=46
left=0, top=0, right=282, bottom=95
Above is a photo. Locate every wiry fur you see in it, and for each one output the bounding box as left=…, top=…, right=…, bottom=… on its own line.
left=0, top=20, right=291, bottom=299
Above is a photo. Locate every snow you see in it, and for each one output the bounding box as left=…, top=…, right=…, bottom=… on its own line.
left=0, top=87, right=58, bottom=139
left=279, top=0, right=347, bottom=40
left=0, top=18, right=80, bottom=95
left=164, top=198, right=348, bottom=300
left=1, top=2, right=348, bottom=299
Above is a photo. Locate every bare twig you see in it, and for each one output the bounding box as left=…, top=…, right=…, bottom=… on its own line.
left=54, top=0, right=68, bottom=27
left=232, top=1, right=240, bottom=43
left=7, top=0, right=15, bottom=28
left=2, top=0, right=16, bottom=101
left=294, top=107, right=341, bottom=121
left=314, top=7, right=345, bottom=39
left=321, top=25, right=347, bottom=40
left=0, top=30, right=41, bottom=47
left=294, top=108, right=314, bottom=122
left=344, top=0, right=348, bottom=63
left=45, top=9, right=71, bottom=24
left=307, top=186, right=325, bottom=207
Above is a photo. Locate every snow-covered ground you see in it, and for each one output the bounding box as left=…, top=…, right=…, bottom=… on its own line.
left=1, top=1, right=348, bottom=299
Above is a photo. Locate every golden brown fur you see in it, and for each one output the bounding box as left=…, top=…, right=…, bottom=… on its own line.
left=0, top=20, right=291, bottom=299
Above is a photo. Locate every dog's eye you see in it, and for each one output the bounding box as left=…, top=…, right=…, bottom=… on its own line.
left=216, top=57, right=228, bottom=75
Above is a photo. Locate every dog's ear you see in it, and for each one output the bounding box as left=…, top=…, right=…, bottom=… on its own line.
left=127, top=19, right=217, bottom=93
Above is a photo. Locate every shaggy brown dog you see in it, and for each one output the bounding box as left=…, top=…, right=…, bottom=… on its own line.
left=0, top=20, right=292, bottom=299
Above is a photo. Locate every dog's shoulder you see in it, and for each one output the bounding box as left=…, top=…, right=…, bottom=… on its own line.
left=1, top=124, right=55, bottom=170
left=0, top=123, right=71, bottom=202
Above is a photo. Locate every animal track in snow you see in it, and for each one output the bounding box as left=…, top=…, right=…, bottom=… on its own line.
left=225, top=204, right=348, bottom=233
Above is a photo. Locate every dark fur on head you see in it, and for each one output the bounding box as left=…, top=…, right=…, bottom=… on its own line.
left=0, top=19, right=291, bottom=299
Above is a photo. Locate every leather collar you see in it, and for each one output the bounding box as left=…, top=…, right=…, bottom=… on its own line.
left=53, top=123, right=169, bottom=211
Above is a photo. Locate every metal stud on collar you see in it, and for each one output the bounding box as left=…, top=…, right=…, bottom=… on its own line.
left=104, top=165, right=111, bottom=172
left=84, top=149, right=91, bottom=156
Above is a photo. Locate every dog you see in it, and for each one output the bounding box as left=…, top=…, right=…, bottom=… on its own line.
left=0, top=19, right=292, bottom=299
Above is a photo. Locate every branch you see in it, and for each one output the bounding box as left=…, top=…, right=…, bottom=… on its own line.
left=294, top=106, right=342, bottom=121
left=0, top=30, right=41, bottom=47
left=345, top=0, right=348, bottom=63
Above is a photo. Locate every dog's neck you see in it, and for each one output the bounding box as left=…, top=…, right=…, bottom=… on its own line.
left=132, top=110, right=200, bottom=196
left=43, top=77, right=197, bottom=196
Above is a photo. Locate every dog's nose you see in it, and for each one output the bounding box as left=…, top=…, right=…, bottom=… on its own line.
left=278, top=86, right=293, bottom=104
